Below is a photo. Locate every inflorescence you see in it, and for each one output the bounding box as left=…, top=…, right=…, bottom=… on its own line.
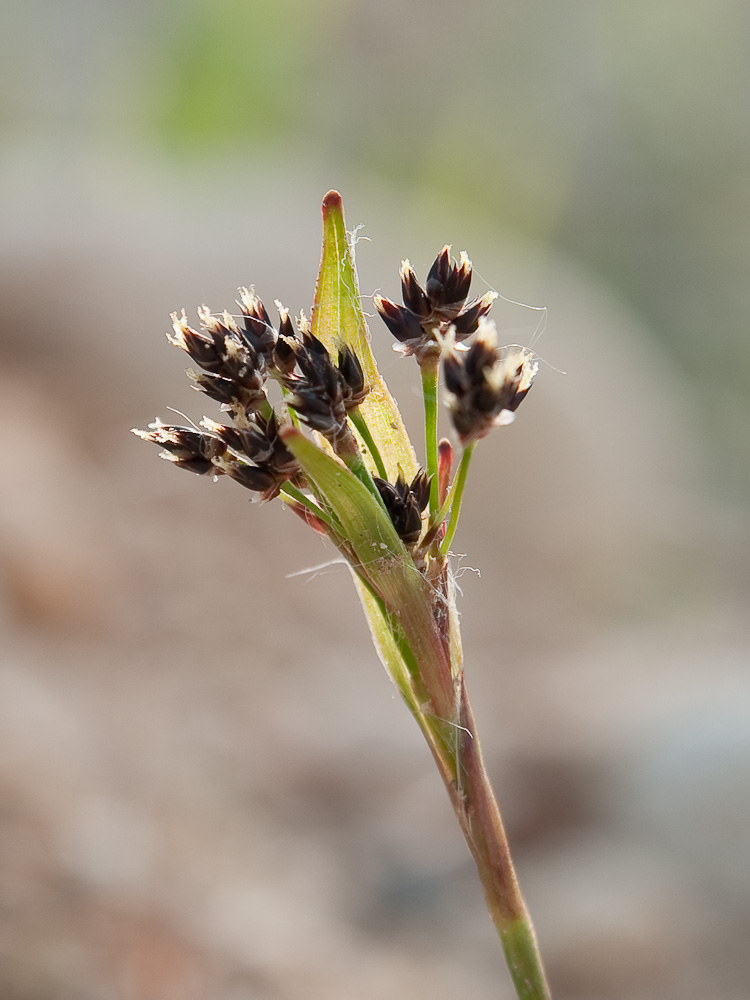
left=374, top=244, right=497, bottom=362
left=134, top=244, right=538, bottom=555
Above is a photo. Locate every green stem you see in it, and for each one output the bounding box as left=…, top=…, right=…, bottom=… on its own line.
left=429, top=451, right=468, bottom=534
left=334, top=423, right=390, bottom=517
left=350, top=409, right=388, bottom=480
left=439, top=441, right=475, bottom=556
left=420, top=354, right=440, bottom=517
left=500, top=919, right=553, bottom=1000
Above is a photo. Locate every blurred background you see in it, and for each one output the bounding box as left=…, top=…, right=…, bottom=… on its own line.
left=1, top=1, right=749, bottom=998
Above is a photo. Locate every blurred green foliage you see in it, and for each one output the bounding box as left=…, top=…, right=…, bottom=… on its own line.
left=153, top=0, right=346, bottom=145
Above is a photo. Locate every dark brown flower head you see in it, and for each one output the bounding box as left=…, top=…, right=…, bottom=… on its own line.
left=236, top=287, right=276, bottom=361
left=422, top=245, right=473, bottom=316
left=373, top=294, right=424, bottom=345
left=132, top=416, right=293, bottom=501
left=336, top=345, right=367, bottom=410
left=187, top=370, right=254, bottom=411
left=223, top=461, right=280, bottom=497
left=373, top=469, right=432, bottom=546
left=273, top=329, right=298, bottom=377
left=237, top=288, right=298, bottom=377
left=375, top=246, right=497, bottom=362
left=131, top=420, right=226, bottom=475
left=285, top=333, right=367, bottom=440
left=202, top=411, right=300, bottom=485
left=170, top=308, right=268, bottom=415
left=443, top=320, right=538, bottom=444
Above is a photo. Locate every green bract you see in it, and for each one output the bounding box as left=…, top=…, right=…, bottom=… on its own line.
left=312, top=191, right=417, bottom=482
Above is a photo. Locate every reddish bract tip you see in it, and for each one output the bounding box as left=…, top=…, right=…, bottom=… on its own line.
left=438, top=438, right=453, bottom=507
left=288, top=501, right=328, bottom=535
left=322, top=190, right=343, bottom=212
left=278, top=426, right=302, bottom=444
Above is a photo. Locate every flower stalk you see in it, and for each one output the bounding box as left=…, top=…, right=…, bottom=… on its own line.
left=134, top=190, right=549, bottom=999
left=439, top=440, right=475, bottom=557
left=420, top=351, right=441, bottom=517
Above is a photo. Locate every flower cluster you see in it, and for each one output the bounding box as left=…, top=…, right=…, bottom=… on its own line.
left=373, top=470, right=432, bottom=547
left=134, top=289, right=370, bottom=502
left=285, top=333, right=367, bottom=441
left=132, top=411, right=299, bottom=501
left=443, top=320, right=538, bottom=443
left=135, top=237, right=538, bottom=553
left=375, top=247, right=538, bottom=446
left=374, top=245, right=497, bottom=362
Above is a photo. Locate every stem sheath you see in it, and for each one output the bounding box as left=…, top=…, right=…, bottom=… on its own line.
left=423, top=681, right=552, bottom=1000
left=350, top=409, right=389, bottom=480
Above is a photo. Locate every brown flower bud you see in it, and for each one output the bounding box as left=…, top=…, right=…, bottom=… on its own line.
left=443, top=320, right=538, bottom=443
left=373, top=470, right=432, bottom=546
left=285, top=334, right=368, bottom=440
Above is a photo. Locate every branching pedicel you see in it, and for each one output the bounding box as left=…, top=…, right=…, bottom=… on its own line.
left=134, top=192, right=550, bottom=1000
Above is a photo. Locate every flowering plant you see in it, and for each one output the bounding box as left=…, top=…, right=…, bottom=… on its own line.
left=134, top=191, right=549, bottom=1000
